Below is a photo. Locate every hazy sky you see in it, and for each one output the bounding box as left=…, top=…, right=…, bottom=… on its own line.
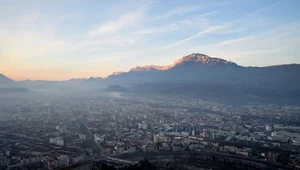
left=0, top=0, right=300, bottom=80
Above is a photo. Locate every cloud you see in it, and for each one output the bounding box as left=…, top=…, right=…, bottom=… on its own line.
left=0, top=9, right=70, bottom=66
left=132, top=10, right=215, bottom=36
left=78, top=35, right=139, bottom=47
left=237, top=46, right=292, bottom=56
left=131, top=22, right=180, bottom=35
left=212, top=2, right=230, bottom=6
left=217, top=21, right=300, bottom=47
left=132, top=27, right=171, bottom=35
left=160, top=25, right=226, bottom=49
left=2, top=0, right=299, bottom=80
left=197, top=10, right=219, bottom=17
left=154, top=5, right=203, bottom=20
left=216, top=36, right=254, bottom=46
left=0, top=26, right=65, bottom=62
left=131, top=9, right=218, bottom=36
left=186, top=22, right=300, bottom=64
left=217, top=28, right=247, bottom=34
left=54, top=59, right=97, bottom=66
left=87, top=11, right=143, bottom=37
left=248, top=0, right=280, bottom=17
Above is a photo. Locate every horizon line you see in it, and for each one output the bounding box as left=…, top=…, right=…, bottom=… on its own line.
left=1, top=53, right=300, bottom=82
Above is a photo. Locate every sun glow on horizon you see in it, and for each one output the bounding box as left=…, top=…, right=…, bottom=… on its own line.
left=1, top=0, right=300, bottom=80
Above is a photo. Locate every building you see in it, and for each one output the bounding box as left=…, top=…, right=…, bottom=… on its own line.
left=146, top=143, right=156, bottom=152
left=292, top=139, right=300, bottom=146
left=57, top=138, right=64, bottom=146
left=267, top=152, right=278, bottom=162
left=79, top=134, right=86, bottom=140
left=49, top=137, right=64, bottom=146
left=59, top=155, right=70, bottom=167
left=200, top=130, right=207, bottom=138
left=138, top=123, right=148, bottom=130
left=266, top=125, right=272, bottom=132
left=153, top=133, right=168, bottom=143
left=94, top=134, right=104, bottom=143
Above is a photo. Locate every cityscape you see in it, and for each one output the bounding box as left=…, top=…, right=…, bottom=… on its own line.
left=1, top=0, right=300, bottom=169
left=0, top=91, right=300, bottom=169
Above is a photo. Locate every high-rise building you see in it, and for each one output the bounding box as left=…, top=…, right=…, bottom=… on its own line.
left=192, top=130, right=195, bottom=136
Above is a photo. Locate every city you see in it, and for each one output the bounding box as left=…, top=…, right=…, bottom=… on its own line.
left=1, top=0, right=300, bottom=169
left=1, top=92, right=300, bottom=169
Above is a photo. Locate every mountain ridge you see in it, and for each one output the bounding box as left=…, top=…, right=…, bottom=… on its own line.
left=0, top=73, right=30, bottom=93
left=172, top=53, right=237, bottom=67
left=126, top=53, right=238, bottom=73
left=105, top=53, right=300, bottom=83
left=129, top=65, right=172, bottom=72
left=0, top=73, right=17, bottom=86
left=1, top=53, right=300, bottom=82
left=1, top=53, right=300, bottom=104
left=103, top=53, right=300, bottom=105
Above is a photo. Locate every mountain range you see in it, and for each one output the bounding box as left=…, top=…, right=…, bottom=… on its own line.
left=104, top=53, right=300, bottom=104
left=0, top=73, right=16, bottom=86
left=0, top=73, right=29, bottom=93
left=1, top=53, right=300, bottom=104
left=106, top=53, right=300, bottom=86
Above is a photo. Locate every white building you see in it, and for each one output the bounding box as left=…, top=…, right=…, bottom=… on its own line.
left=94, top=134, right=104, bottom=143
left=57, top=139, right=64, bottom=146
left=138, top=123, right=148, bottom=130
left=49, top=138, right=56, bottom=144
left=181, top=132, right=189, bottom=137
left=49, top=137, right=64, bottom=146
left=292, top=139, right=300, bottom=146
left=271, top=132, right=277, bottom=137
left=266, top=125, right=272, bottom=132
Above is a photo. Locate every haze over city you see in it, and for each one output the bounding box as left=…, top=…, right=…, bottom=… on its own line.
left=1, top=1, right=300, bottom=170
left=1, top=0, right=300, bottom=80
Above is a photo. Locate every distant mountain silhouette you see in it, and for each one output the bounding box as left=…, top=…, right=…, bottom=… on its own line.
left=172, top=53, right=237, bottom=67
left=2, top=53, right=300, bottom=104
left=0, top=73, right=16, bottom=86
left=86, top=76, right=103, bottom=82
left=130, top=65, right=172, bottom=72
left=106, top=53, right=300, bottom=84
left=0, top=73, right=29, bottom=93
left=106, top=53, right=300, bottom=104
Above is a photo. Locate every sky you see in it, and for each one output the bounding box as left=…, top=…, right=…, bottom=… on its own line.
left=0, top=0, right=300, bottom=81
